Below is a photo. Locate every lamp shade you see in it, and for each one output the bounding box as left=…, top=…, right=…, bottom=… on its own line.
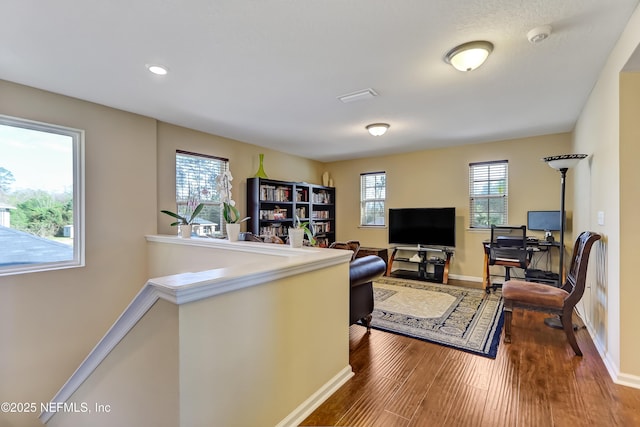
left=445, top=41, right=493, bottom=72
left=543, top=154, right=588, bottom=170
left=366, top=123, right=389, bottom=136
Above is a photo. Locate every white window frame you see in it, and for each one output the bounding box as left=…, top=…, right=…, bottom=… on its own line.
left=175, top=150, right=229, bottom=236
left=360, top=171, right=386, bottom=226
left=469, top=160, right=508, bottom=228
left=0, top=114, right=85, bottom=276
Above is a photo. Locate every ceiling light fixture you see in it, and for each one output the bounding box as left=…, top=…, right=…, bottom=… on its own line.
left=366, top=123, right=389, bottom=136
left=146, top=64, right=169, bottom=75
left=444, top=41, right=494, bottom=72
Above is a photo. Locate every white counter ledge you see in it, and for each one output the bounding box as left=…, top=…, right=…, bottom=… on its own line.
left=42, top=235, right=353, bottom=427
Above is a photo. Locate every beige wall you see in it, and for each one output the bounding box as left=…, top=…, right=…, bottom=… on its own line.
left=0, top=80, right=325, bottom=427
left=178, top=263, right=349, bottom=426
left=620, top=72, right=640, bottom=379
left=46, top=299, right=180, bottom=427
left=572, top=3, right=640, bottom=382
left=156, top=122, right=324, bottom=236
left=326, top=133, right=571, bottom=281
left=0, top=80, right=157, bottom=427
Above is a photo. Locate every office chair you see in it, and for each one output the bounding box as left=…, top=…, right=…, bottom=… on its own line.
left=487, top=225, right=529, bottom=293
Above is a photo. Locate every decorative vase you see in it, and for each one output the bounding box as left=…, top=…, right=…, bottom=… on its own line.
left=179, top=224, right=192, bottom=238
left=226, top=223, right=241, bottom=241
left=254, top=153, right=268, bottom=178
left=322, top=171, right=329, bottom=187
left=289, top=228, right=305, bottom=248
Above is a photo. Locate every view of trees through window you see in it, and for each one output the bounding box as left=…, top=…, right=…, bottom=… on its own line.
left=0, top=116, right=82, bottom=273
left=175, top=151, right=228, bottom=236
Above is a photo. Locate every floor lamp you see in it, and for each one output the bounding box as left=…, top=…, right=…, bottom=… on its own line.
left=543, top=154, right=587, bottom=329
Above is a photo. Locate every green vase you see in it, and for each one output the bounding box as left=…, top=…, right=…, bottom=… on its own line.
left=254, top=153, right=268, bottom=178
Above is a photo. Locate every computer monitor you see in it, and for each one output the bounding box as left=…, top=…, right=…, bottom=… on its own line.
left=527, top=210, right=564, bottom=232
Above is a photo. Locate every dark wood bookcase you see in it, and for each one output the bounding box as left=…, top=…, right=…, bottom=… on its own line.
left=246, top=177, right=336, bottom=246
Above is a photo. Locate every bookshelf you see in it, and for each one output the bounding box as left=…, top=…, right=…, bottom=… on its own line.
left=247, top=178, right=336, bottom=247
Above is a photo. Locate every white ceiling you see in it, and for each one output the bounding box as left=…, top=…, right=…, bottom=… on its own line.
left=2, top=0, right=639, bottom=162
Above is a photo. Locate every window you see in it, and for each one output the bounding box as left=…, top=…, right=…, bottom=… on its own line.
left=469, top=160, right=508, bottom=228
left=360, top=172, right=386, bottom=226
left=0, top=114, right=84, bottom=276
left=175, top=150, right=228, bottom=236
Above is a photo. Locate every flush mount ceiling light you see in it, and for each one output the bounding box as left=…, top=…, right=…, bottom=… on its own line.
left=366, top=123, right=389, bottom=136
left=146, top=64, right=168, bottom=75
left=444, top=41, right=494, bottom=72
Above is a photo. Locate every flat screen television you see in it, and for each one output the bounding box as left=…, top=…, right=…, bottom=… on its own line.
left=388, top=207, right=455, bottom=247
left=527, top=210, right=564, bottom=231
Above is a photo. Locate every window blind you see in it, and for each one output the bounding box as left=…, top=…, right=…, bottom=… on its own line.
left=469, top=160, right=508, bottom=228
left=360, top=172, right=386, bottom=226
left=175, top=150, right=229, bottom=234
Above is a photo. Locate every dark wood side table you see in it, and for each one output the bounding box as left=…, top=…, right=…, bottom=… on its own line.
left=355, top=247, right=389, bottom=270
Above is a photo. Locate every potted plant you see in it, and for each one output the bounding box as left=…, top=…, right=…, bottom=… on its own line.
left=289, top=215, right=315, bottom=248
left=215, top=169, right=250, bottom=241
left=161, top=200, right=204, bottom=238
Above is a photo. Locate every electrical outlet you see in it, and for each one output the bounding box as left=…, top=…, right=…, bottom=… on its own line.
left=597, top=211, right=605, bottom=226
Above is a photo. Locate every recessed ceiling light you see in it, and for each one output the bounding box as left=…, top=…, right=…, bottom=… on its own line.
left=146, top=64, right=168, bottom=75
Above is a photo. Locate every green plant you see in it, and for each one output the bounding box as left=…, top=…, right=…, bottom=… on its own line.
left=222, top=202, right=250, bottom=224
left=293, top=215, right=316, bottom=245
left=161, top=203, right=204, bottom=226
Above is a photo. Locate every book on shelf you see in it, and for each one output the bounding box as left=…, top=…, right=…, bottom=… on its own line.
left=313, top=222, right=331, bottom=234
left=259, top=224, right=284, bottom=237
left=294, top=207, right=307, bottom=219
left=311, top=210, right=330, bottom=219
left=312, top=190, right=331, bottom=204
left=259, top=208, right=288, bottom=220
left=295, top=188, right=308, bottom=202
left=260, top=185, right=291, bottom=202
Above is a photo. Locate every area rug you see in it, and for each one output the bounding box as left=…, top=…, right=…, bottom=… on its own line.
left=370, top=277, right=504, bottom=358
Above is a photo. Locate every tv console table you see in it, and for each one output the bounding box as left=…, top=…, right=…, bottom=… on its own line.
left=386, top=246, right=454, bottom=284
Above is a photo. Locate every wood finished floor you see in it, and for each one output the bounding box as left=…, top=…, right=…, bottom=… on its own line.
left=301, top=287, right=640, bottom=426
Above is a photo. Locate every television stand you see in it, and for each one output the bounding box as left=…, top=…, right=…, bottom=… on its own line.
left=386, top=246, right=454, bottom=284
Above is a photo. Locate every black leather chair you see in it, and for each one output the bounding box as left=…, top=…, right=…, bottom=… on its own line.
left=487, top=225, right=529, bottom=292
left=329, top=241, right=386, bottom=330
left=349, top=255, right=386, bottom=330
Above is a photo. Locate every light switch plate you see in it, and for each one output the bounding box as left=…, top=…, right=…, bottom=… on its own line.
left=597, top=211, right=605, bottom=226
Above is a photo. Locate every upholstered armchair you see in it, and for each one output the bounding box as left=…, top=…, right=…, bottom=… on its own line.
left=330, top=241, right=386, bottom=330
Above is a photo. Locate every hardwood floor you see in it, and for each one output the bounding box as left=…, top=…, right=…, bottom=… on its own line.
left=301, top=308, right=640, bottom=426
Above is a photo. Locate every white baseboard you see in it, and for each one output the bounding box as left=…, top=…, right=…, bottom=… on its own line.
left=276, top=365, right=354, bottom=427
left=616, top=372, right=640, bottom=389
left=581, top=311, right=640, bottom=391
left=448, top=274, right=482, bottom=283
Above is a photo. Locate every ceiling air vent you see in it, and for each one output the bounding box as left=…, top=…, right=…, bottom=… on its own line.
left=337, top=88, right=379, bottom=103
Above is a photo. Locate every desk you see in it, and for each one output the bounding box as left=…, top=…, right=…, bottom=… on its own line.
left=482, top=240, right=562, bottom=291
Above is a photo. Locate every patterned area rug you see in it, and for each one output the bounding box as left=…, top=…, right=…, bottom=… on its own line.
left=370, top=277, right=504, bottom=358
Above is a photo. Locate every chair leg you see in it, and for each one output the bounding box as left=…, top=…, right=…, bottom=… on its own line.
left=362, top=314, right=372, bottom=332
left=503, top=301, right=513, bottom=343
left=561, top=309, right=582, bottom=356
